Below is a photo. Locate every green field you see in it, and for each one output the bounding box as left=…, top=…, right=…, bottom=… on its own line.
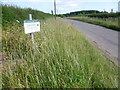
left=1, top=5, right=119, bottom=88
left=66, top=13, right=120, bottom=31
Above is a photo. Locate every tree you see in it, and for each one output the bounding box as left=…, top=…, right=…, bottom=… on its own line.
left=111, top=9, right=113, bottom=13
left=51, top=10, right=53, bottom=15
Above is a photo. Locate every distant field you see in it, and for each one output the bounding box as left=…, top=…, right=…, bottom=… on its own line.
left=66, top=13, right=120, bottom=31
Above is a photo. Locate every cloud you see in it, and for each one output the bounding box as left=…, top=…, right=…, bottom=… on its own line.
left=2, top=0, right=119, bottom=3
left=2, top=0, right=51, bottom=3
left=58, top=0, right=119, bottom=3
left=57, top=1, right=78, bottom=7
left=57, top=1, right=81, bottom=14
left=67, top=1, right=78, bottom=7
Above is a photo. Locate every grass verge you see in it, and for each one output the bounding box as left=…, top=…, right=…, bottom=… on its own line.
left=66, top=16, right=120, bottom=31
left=2, top=18, right=118, bottom=88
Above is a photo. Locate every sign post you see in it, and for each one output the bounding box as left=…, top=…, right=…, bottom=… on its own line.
left=29, top=14, right=34, bottom=46
left=24, top=14, right=40, bottom=49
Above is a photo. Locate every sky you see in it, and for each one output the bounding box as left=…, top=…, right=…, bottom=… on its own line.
left=1, top=0, right=120, bottom=14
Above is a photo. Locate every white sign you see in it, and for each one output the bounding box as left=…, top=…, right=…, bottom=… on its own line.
left=24, top=20, right=40, bottom=34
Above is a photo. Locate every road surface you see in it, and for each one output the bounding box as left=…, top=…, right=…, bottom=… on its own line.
left=64, top=19, right=119, bottom=64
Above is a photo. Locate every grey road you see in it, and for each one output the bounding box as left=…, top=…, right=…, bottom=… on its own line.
left=64, top=19, right=119, bottom=64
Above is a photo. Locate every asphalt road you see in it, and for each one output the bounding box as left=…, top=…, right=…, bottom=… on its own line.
left=64, top=19, right=119, bottom=64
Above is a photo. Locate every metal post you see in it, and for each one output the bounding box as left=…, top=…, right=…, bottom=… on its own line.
left=29, top=14, right=35, bottom=47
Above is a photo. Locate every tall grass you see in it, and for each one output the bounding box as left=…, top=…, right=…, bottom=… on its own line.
left=86, top=13, right=119, bottom=18
left=2, top=18, right=118, bottom=88
left=67, top=16, right=120, bottom=31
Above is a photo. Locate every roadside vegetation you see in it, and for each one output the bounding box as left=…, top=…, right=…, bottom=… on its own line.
left=2, top=5, right=119, bottom=88
left=2, top=4, right=52, bottom=28
left=66, top=13, right=120, bottom=31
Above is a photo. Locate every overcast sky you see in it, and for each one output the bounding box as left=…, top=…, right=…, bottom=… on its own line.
left=1, top=0, right=120, bottom=14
